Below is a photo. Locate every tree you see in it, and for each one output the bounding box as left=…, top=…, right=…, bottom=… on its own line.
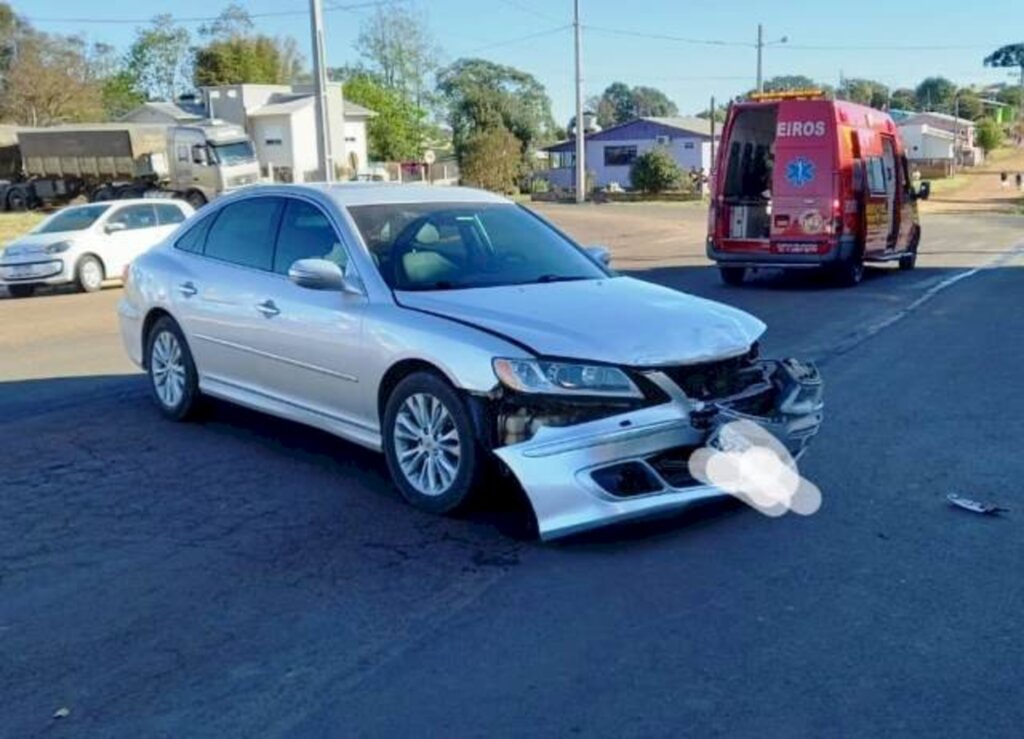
left=436, top=58, right=556, bottom=162
left=590, top=82, right=678, bottom=127
left=842, top=78, right=889, bottom=109
left=889, top=88, right=917, bottom=111
left=915, top=76, right=956, bottom=111
left=343, top=72, right=425, bottom=161
left=695, top=107, right=727, bottom=123
left=762, top=75, right=817, bottom=92
left=630, top=148, right=682, bottom=193
left=356, top=0, right=440, bottom=109
left=976, top=118, right=1004, bottom=153
left=954, top=90, right=984, bottom=121
left=459, top=126, right=522, bottom=193
left=193, top=5, right=302, bottom=86
left=127, top=14, right=193, bottom=101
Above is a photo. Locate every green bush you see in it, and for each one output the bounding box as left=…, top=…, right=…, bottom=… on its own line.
left=630, top=148, right=682, bottom=193
left=976, top=118, right=1004, bottom=154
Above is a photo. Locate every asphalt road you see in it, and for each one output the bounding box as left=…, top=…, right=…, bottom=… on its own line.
left=1, top=207, right=1023, bottom=737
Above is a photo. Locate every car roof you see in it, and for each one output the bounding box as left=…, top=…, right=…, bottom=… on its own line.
left=59, top=199, right=189, bottom=211
left=303, top=182, right=511, bottom=207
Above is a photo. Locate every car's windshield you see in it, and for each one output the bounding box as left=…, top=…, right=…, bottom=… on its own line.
left=348, top=202, right=608, bottom=291
left=210, top=140, right=256, bottom=166
left=33, top=204, right=111, bottom=234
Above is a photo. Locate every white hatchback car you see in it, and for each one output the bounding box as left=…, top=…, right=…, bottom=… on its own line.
left=0, top=199, right=193, bottom=298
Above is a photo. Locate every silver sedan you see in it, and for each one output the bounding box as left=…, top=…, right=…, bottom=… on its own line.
left=119, top=184, right=824, bottom=539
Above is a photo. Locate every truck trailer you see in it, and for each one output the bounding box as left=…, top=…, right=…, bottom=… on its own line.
left=0, top=121, right=261, bottom=211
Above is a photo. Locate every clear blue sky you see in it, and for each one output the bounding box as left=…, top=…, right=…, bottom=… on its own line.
left=21, top=0, right=1023, bottom=123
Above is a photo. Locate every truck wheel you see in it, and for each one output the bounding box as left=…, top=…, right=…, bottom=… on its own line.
left=719, top=267, right=746, bottom=286
left=184, top=190, right=207, bottom=209
left=7, top=284, right=35, bottom=299
left=834, top=257, right=865, bottom=287
left=75, top=255, right=105, bottom=293
left=119, top=186, right=148, bottom=199
left=6, top=187, right=27, bottom=212
left=91, top=186, right=114, bottom=202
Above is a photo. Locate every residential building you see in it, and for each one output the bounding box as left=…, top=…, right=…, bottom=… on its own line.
left=899, top=112, right=982, bottom=166
left=541, top=117, right=717, bottom=191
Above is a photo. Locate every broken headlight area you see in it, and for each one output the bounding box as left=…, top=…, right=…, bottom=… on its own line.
left=496, top=393, right=646, bottom=446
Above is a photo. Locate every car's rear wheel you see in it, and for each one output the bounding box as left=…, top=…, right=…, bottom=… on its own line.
left=76, top=255, right=104, bottom=293
left=7, top=284, right=35, bottom=298
left=719, top=267, right=746, bottom=286
left=383, top=371, right=483, bottom=514
left=146, top=317, right=200, bottom=421
left=834, top=257, right=865, bottom=287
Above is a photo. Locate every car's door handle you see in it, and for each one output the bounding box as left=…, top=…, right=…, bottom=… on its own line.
left=178, top=281, right=197, bottom=298
left=256, top=299, right=280, bottom=318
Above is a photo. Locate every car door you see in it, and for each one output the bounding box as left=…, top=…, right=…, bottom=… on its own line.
left=178, top=195, right=286, bottom=394
left=99, top=203, right=163, bottom=277
left=240, top=196, right=368, bottom=431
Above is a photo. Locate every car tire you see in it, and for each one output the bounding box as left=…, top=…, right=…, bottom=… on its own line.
left=834, top=257, right=864, bottom=287
left=75, top=255, right=105, bottom=293
left=7, top=284, right=35, bottom=298
left=382, top=371, right=483, bottom=515
left=719, top=267, right=746, bottom=286
left=146, top=317, right=201, bottom=421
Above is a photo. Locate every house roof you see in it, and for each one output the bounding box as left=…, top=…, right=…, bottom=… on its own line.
left=905, top=111, right=975, bottom=127
left=343, top=101, right=376, bottom=118
left=543, top=115, right=715, bottom=152
left=121, top=101, right=205, bottom=122
left=249, top=95, right=377, bottom=119
left=639, top=116, right=714, bottom=137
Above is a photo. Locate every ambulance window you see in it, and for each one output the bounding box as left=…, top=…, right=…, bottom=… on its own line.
left=867, top=158, right=887, bottom=195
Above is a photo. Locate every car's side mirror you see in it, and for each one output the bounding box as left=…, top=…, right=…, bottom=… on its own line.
left=916, top=181, right=931, bottom=201
left=104, top=222, right=128, bottom=234
left=586, top=245, right=612, bottom=267
left=288, top=258, right=363, bottom=294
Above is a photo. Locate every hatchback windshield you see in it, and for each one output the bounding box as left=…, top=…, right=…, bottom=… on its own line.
left=210, top=140, right=256, bottom=166
left=34, top=204, right=111, bottom=234
left=348, top=202, right=608, bottom=291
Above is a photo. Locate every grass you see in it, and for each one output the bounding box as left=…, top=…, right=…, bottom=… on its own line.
left=0, top=212, right=44, bottom=245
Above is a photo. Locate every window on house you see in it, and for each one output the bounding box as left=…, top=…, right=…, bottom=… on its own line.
left=604, top=146, right=637, bottom=166
left=551, top=151, right=575, bottom=169
left=265, top=137, right=283, bottom=146
left=655, top=135, right=671, bottom=146
left=683, top=142, right=695, bottom=150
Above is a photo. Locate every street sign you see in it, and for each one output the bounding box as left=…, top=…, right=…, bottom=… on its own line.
left=423, top=149, right=436, bottom=165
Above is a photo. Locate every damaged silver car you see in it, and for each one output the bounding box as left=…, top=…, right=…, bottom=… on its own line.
left=119, top=184, right=823, bottom=540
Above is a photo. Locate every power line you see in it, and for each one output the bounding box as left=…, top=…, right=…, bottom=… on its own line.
left=461, top=24, right=571, bottom=55
left=585, top=25, right=752, bottom=48
left=494, top=0, right=563, bottom=23
left=24, top=1, right=384, bottom=26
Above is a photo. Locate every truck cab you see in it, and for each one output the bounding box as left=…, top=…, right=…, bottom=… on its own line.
left=170, top=123, right=260, bottom=209
left=707, top=91, right=929, bottom=287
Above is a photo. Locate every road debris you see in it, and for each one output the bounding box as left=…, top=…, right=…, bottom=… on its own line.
left=947, top=493, right=1008, bottom=516
left=52, top=707, right=70, bottom=720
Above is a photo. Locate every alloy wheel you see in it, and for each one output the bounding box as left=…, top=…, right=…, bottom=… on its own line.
left=151, top=330, right=187, bottom=409
left=80, top=260, right=103, bottom=291
left=393, top=393, right=462, bottom=496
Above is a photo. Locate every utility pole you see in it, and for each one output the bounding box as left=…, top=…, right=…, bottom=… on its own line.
left=573, top=0, right=586, bottom=203
left=709, top=96, right=716, bottom=174
left=953, top=93, right=959, bottom=175
left=309, top=0, right=334, bottom=182
left=756, top=23, right=764, bottom=93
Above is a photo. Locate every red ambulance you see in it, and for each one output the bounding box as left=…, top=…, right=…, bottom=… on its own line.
left=707, top=90, right=930, bottom=287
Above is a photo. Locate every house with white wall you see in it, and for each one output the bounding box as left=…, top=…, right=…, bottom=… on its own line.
left=898, top=111, right=982, bottom=166
left=541, top=117, right=716, bottom=191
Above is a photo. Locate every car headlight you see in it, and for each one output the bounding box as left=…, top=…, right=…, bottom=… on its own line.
left=493, top=358, right=643, bottom=399
left=45, top=241, right=72, bottom=254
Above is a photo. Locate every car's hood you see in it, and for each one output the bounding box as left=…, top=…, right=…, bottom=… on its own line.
left=2, top=232, right=81, bottom=258
left=397, top=276, right=766, bottom=366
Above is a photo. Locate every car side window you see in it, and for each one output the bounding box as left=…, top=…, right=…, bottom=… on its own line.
left=272, top=199, right=347, bottom=275
left=204, top=197, right=284, bottom=271
left=174, top=214, right=214, bottom=254
left=108, top=204, right=158, bottom=230
left=155, top=204, right=187, bottom=226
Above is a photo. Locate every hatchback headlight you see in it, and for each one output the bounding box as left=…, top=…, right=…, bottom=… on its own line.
left=493, top=358, right=643, bottom=399
left=45, top=241, right=72, bottom=254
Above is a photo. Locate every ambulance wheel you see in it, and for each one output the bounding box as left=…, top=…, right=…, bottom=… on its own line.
left=834, top=258, right=864, bottom=287
left=899, top=228, right=920, bottom=271
left=719, top=267, right=746, bottom=286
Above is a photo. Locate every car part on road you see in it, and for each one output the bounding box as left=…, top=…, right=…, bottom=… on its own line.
left=383, top=372, right=484, bottom=514
left=146, top=317, right=200, bottom=421
left=947, top=493, right=1007, bottom=515
left=75, top=255, right=104, bottom=292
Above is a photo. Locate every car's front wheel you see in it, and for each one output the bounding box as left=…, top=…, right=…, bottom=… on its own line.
left=383, top=372, right=483, bottom=514
left=76, top=255, right=104, bottom=293
left=146, top=317, right=200, bottom=421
